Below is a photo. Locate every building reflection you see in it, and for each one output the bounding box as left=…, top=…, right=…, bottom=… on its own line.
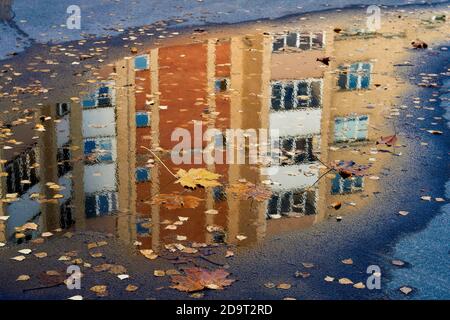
left=1, top=25, right=395, bottom=249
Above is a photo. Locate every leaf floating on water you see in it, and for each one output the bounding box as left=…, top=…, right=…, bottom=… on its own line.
left=34, top=252, right=48, bottom=259
left=324, top=276, right=335, bottom=282
left=152, top=193, right=203, bottom=210
left=236, top=235, right=247, bottom=241
left=398, top=211, right=410, bottom=216
left=341, top=258, right=354, bottom=265
left=16, top=275, right=30, bottom=281
left=264, top=282, right=276, bottom=288
left=154, top=270, right=166, bottom=277
left=301, top=262, right=315, bottom=269
left=353, top=282, right=366, bottom=289
left=175, top=169, right=221, bottom=189
left=117, top=274, right=130, bottom=280
left=277, top=283, right=292, bottom=290
left=41, top=232, right=53, bottom=238
left=170, top=267, right=235, bottom=292
left=68, top=295, right=83, bottom=300
left=330, top=202, right=342, bottom=210
left=400, top=286, right=413, bottom=295
left=338, top=278, right=354, bottom=285
left=18, top=249, right=32, bottom=255
left=11, top=255, right=26, bottom=261
left=421, top=196, right=432, bottom=201
left=140, top=249, right=158, bottom=260
left=376, top=135, right=398, bottom=147
left=125, top=285, right=139, bottom=292
left=227, top=182, right=272, bottom=201
left=392, top=260, right=406, bottom=267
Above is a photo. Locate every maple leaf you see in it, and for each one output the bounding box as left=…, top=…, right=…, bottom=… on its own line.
left=376, top=135, right=398, bottom=147
left=227, top=182, right=272, bottom=201
left=152, top=193, right=203, bottom=210
left=171, top=267, right=235, bottom=292
left=175, top=169, right=221, bottom=189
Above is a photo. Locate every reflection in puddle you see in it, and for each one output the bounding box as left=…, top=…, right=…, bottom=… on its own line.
left=0, top=15, right=446, bottom=254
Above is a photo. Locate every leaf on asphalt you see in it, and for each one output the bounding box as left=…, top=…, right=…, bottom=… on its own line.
left=90, top=285, right=108, bottom=297
left=152, top=193, right=204, bottom=210
left=227, top=182, right=272, bottom=201
left=175, top=169, right=221, bottom=189
left=170, top=267, right=235, bottom=292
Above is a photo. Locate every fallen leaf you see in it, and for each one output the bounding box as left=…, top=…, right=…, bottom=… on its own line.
left=117, top=274, right=129, bottom=280
left=16, top=275, right=30, bottom=281
left=330, top=202, right=342, bottom=210
left=34, top=252, right=48, bottom=259
left=338, top=278, right=354, bottom=285
left=277, top=283, right=292, bottom=290
left=376, top=135, right=398, bottom=147
left=227, top=182, right=272, bottom=201
left=236, top=235, right=247, bottom=241
left=264, top=282, right=276, bottom=288
left=398, top=211, right=409, bottom=216
left=175, top=169, right=221, bottom=189
left=392, top=260, right=406, bottom=267
left=341, top=258, right=354, bottom=265
left=170, top=267, right=235, bottom=292
left=152, top=193, right=203, bottom=210
left=140, top=249, right=158, bottom=260
left=90, top=285, right=108, bottom=297
left=294, top=271, right=311, bottom=279
left=302, top=262, right=315, bottom=269
left=205, top=209, right=219, bottom=215
left=353, top=282, right=366, bottom=289
left=154, top=270, right=166, bottom=277
left=400, top=286, right=413, bottom=295
left=11, top=255, right=26, bottom=261
left=18, top=249, right=32, bottom=255
left=324, top=276, right=335, bottom=282
left=125, top=285, right=139, bottom=292
left=68, top=295, right=83, bottom=300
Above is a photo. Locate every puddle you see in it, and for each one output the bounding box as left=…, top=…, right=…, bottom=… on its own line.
left=0, top=7, right=448, bottom=255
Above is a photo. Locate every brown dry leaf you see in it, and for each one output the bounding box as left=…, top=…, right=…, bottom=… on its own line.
left=152, top=193, right=203, bottom=210
left=171, top=267, right=235, bottom=292
left=376, top=135, right=398, bottom=147
left=154, top=270, right=166, bottom=277
left=227, top=182, right=272, bottom=201
left=330, top=202, right=342, bottom=210
left=338, top=278, right=354, bottom=285
left=34, top=252, right=48, bottom=259
left=125, top=285, right=139, bottom=292
left=341, top=258, right=354, bottom=265
left=353, top=282, right=366, bottom=289
left=166, top=269, right=181, bottom=276
left=90, top=285, right=108, bottom=297
left=277, top=283, right=292, bottom=290
left=90, top=252, right=103, bottom=258
left=264, top=282, right=276, bottom=288
left=16, top=275, right=30, bottom=281
left=140, top=249, right=158, bottom=260
left=400, top=286, right=413, bottom=295
left=175, top=169, right=221, bottom=189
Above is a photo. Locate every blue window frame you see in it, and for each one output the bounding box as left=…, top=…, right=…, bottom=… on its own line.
left=334, top=115, right=369, bottom=143
left=135, top=55, right=149, bottom=70
left=136, top=112, right=151, bottom=128
left=331, top=174, right=364, bottom=194
left=135, top=167, right=150, bottom=183
left=84, top=138, right=114, bottom=162
left=338, top=62, right=372, bottom=90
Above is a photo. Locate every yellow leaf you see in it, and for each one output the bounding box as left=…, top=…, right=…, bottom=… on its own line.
left=175, top=169, right=221, bottom=189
